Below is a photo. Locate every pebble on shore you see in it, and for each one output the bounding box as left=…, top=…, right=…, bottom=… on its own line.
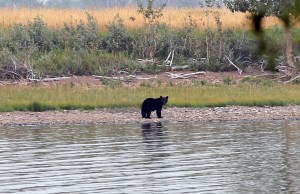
left=0, top=106, right=299, bottom=126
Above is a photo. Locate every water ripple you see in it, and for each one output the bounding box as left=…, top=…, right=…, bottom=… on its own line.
left=0, top=121, right=299, bottom=193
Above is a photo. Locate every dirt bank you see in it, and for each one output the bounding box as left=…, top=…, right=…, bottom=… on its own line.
left=0, top=106, right=299, bottom=126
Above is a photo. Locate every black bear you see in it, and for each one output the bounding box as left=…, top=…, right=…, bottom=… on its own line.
left=141, top=96, right=168, bottom=119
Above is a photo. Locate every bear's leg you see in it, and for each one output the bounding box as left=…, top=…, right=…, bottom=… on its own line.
left=141, top=109, right=146, bottom=118
left=156, top=109, right=162, bottom=118
left=146, top=111, right=152, bottom=119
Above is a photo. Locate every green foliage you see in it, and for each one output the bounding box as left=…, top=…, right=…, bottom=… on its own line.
left=224, top=0, right=293, bottom=16
left=9, top=23, right=32, bottom=52
left=223, top=76, right=236, bottom=85
left=0, top=8, right=299, bottom=78
left=62, top=12, right=100, bottom=50
left=292, top=77, right=300, bottom=84
left=100, top=78, right=122, bottom=89
left=175, top=15, right=201, bottom=59
left=135, top=0, right=169, bottom=59
left=192, top=79, right=208, bottom=86
left=225, top=0, right=299, bottom=77
left=28, top=16, right=53, bottom=52
left=139, top=81, right=152, bottom=87
left=137, top=0, right=166, bottom=25
left=102, top=14, right=134, bottom=52
left=241, top=76, right=262, bottom=85
left=28, top=101, right=55, bottom=112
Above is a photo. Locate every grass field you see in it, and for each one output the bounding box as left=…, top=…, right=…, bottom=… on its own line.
left=0, top=83, right=299, bottom=112
left=0, top=7, right=281, bottom=30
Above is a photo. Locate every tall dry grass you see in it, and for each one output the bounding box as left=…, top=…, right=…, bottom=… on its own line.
left=0, top=7, right=281, bottom=30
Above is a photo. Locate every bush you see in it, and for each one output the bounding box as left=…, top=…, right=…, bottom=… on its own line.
left=0, top=10, right=296, bottom=79
left=62, top=13, right=100, bottom=50
left=102, top=14, right=134, bottom=53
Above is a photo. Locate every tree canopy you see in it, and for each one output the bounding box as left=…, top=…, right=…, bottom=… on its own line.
left=225, top=0, right=300, bottom=78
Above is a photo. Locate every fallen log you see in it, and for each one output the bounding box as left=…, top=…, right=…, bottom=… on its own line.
left=92, top=75, right=135, bottom=81
left=284, top=73, right=300, bottom=83
left=166, top=71, right=205, bottom=79
left=137, top=59, right=155, bottom=65
left=92, top=75, right=158, bottom=81
left=171, top=65, right=190, bottom=71
left=29, top=77, right=72, bottom=82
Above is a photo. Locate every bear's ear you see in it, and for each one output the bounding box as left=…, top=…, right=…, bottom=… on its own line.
left=166, top=96, right=168, bottom=99
left=160, top=96, right=162, bottom=98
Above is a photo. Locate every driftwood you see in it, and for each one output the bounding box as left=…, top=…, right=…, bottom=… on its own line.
left=0, top=52, right=36, bottom=80
left=29, top=77, right=72, bottom=82
left=138, top=50, right=196, bottom=71
left=171, top=65, right=190, bottom=71
left=225, top=55, right=243, bottom=75
left=284, top=73, right=300, bottom=83
left=137, top=59, right=155, bottom=65
left=92, top=74, right=158, bottom=81
left=0, top=68, right=24, bottom=80
left=166, top=71, right=205, bottom=79
left=164, top=49, right=193, bottom=71
left=163, top=49, right=175, bottom=67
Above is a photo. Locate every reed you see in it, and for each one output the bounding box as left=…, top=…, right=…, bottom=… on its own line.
left=0, top=7, right=281, bottom=30
left=0, top=84, right=299, bottom=112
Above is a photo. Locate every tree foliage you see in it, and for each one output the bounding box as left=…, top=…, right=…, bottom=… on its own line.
left=224, top=0, right=294, bottom=16
left=225, top=0, right=300, bottom=77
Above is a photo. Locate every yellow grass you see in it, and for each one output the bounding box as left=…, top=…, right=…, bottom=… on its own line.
left=0, top=7, right=281, bottom=30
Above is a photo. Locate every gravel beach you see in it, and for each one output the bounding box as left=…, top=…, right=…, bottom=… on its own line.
left=0, top=106, right=299, bottom=126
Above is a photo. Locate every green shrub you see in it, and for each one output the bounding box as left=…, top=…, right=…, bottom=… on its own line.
left=62, top=13, right=100, bottom=50
left=102, top=14, right=134, bottom=53
left=241, top=76, right=262, bottom=85
left=223, top=76, right=236, bottom=85
left=0, top=11, right=298, bottom=78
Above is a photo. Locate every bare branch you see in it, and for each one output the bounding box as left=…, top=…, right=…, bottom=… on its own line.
left=225, top=55, right=243, bottom=75
left=166, top=71, right=205, bottom=79
left=29, top=77, right=72, bottom=82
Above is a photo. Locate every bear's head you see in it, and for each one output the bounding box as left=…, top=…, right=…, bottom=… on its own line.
left=160, top=96, right=168, bottom=105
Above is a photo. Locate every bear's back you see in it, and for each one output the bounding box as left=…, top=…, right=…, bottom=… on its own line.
left=142, top=98, right=162, bottom=110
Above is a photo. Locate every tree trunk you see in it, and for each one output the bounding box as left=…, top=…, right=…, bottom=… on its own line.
left=285, top=28, right=296, bottom=77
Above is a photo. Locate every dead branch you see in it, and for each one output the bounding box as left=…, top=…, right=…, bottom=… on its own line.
left=29, top=77, right=72, bottom=82
left=252, top=73, right=280, bottom=79
left=93, top=75, right=130, bottom=81
left=0, top=68, right=24, bottom=81
left=284, top=73, right=300, bottom=83
left=92, top=74, right=157, bottom=81
left=171, top=65, right=190, bottom=71
left=166, top=71, right=205, bottom=79
left=0, top=52, right=36, bottom=80
left=137, top=59, right=155, bottom=65
left=163, top=49, right=175, bottom=67
left=136, top=75, right=158, bottom=80
left=225, top=55, right=243, bottom=75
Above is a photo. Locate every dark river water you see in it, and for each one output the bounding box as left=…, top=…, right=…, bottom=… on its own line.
left=0, top=120, right=299, bottom=194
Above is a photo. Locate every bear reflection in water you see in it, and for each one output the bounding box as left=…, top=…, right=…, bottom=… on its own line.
left=141, top=122, right=166, bottom=141
left=141, top=122, right=170, bottom=157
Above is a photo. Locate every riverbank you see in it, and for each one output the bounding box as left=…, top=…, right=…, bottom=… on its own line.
left=0, top=106, right=299, bottom=126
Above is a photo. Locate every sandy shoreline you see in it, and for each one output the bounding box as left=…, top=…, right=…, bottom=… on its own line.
left=0, top=106, right=299, bottom=126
